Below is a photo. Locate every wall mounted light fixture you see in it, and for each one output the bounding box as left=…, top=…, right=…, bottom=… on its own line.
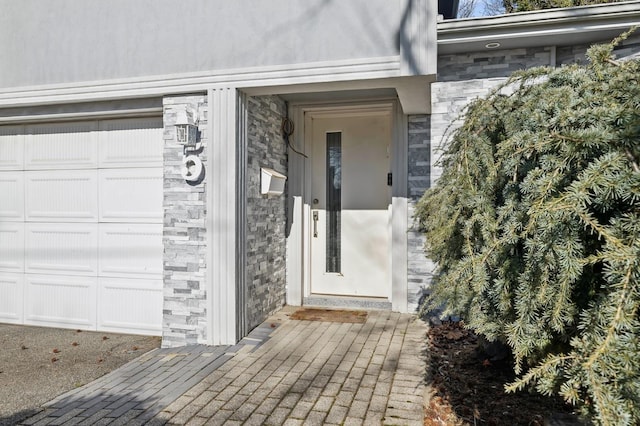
left=175, top=107, right=199, bottom=148
left=175, top=105, right=204, bottom=182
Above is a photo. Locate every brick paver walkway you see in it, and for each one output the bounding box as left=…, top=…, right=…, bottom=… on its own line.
left=20, top=307, right=427, bottom=425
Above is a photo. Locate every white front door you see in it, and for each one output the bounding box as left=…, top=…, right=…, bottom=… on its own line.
left=308, top=111, right=391, bottom=298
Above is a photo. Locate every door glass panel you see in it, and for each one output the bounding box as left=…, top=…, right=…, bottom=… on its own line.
left=326, top=132, right=341, bottom=273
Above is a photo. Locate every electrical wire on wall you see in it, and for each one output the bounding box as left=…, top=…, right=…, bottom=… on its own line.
left=282, top=101, right=307, bottom=158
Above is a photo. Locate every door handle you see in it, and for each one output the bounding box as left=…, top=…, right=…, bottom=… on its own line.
left=313, top=211, right=319, bottom=238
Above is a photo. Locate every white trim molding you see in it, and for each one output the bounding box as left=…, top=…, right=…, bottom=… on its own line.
left=0, top=57, right=401, bottom=108
left=391, top=104, right=409, bottom=313
left=0, top=108, right=162, bottom=124
left=0, top=56, right=435, bottom=116
left=207, top=87, right=239, bottom=345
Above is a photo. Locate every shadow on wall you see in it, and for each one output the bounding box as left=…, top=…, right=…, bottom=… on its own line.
left=258, top=0, right=418, bottom=74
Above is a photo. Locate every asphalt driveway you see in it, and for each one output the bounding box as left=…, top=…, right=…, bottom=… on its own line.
left=0, top=324, right=160, bottom=425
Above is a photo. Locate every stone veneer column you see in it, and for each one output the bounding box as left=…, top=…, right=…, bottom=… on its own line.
left=407, top=115, right=434, bottom=311
left=243, top=95, right=288, bottom=332
left=162, top=94, right=208, bottom=348
left=407, top=80, right=504, bottom=311
left=407, top=79, right=505, bottom=312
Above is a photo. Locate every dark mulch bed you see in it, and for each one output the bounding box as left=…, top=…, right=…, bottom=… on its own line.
left=424, top=321, right=582, bottom=426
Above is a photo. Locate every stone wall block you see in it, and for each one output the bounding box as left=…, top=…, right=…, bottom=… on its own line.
left=244, top=95, right=288, bottom=332
left=406, top=114, right=434, bottom=311
left=437, top=46, right=551, bottom=81
left=161, top=94, right=208, bottom=348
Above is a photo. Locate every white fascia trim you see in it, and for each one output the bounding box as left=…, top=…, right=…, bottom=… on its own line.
left=0, top=107, right=162, bottom=124
left=438, top=1, right=640, bottom=44
left=439, top=1, right=640, bottom=31
left=0, top=56, right=401, bottom=108
left=439, top=21, right=640, bottom=47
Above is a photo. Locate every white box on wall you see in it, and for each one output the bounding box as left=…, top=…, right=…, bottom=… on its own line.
left=261, top=168, right=287, bottom=196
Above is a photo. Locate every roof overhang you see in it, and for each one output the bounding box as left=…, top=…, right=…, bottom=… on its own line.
left=243, top=75, right=435, bottom=115
left=438, top=1, right=640, bottom=54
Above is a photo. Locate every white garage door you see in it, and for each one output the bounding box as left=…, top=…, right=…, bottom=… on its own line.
left=0, top=118, right=164, bottom=335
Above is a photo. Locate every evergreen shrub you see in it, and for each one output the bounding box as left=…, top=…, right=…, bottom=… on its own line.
left=416, top=31, right=640, bottom=425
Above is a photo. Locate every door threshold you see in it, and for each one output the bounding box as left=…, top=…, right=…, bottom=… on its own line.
left=303, top=295, right=392, bottom=310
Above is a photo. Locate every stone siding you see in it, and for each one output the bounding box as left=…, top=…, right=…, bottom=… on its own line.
left=244, top=96, right=288, bottom=332
left=406, top=79, right=504, bottom=310
left=407, top=115, right=434, bottom=312
left=438, top=36, right=640, bottom=82
left=557, top=34, right=640, bottom=65
left=556, top=44, right=590, bottom=66
left=162, top=94, right=208, bottom=348
left=408, top=48, right=546, bottom=307
left=437, top=46, right=552, bottom=81
left=430, top=78, right=506, bottom=185
left=613, top=33, right=640, bottom=60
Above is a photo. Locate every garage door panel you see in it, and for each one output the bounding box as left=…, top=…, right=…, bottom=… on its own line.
left=0, top=223, right=24, bottom=272
left=3, top=117, right=163, bottom=336
left=99, top=224, right=163, bottom=278
left=26, top=170, right=98, bottom=222
left=99, top=168, right=163, bottom=223
left=0, top=172, right=24, bottom=221
left=98, top=277, right=162, bottom=335
left=24, top=274, right=97, bottom=329
left=25, top=223, right=98, bottom=276
left=0, top=126, right=24, bottom=170
left=25, top=122, right=98, bottom=170
left=98, top=118, right=164, bottom=168
left=0, top=273, right=24, bottom=323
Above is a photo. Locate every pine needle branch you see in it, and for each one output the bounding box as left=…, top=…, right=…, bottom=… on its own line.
left=584, top=266, right=635, bottom=370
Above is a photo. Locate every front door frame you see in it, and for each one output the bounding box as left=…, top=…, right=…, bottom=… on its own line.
left=286, top=99, right=408, bottom=312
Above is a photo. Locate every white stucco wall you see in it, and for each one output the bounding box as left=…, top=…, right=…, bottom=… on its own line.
left=1, top=0, right=412, bottom=89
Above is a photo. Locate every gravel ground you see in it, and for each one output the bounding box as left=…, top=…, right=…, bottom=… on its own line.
left=0, top=324, right=160, bottom=425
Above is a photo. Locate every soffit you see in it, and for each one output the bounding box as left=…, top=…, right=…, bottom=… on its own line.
left=244, top=75, right=435, bottom=115
left=438, top=1, right=640, bottom=54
